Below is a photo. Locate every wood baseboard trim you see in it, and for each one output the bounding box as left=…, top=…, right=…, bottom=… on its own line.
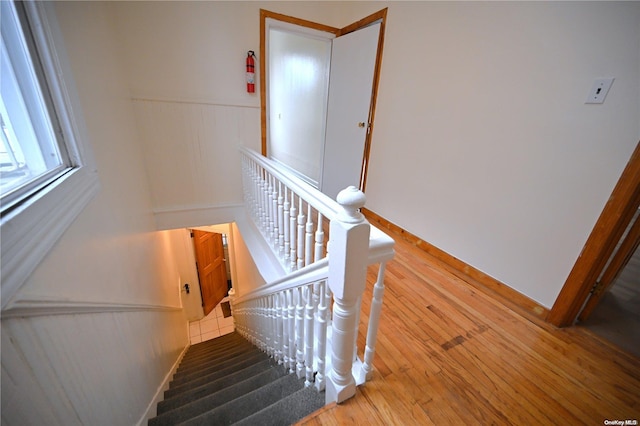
left=362, top=208, right=550, bottom=324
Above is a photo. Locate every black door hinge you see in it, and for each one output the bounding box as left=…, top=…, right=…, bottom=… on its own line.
left=591, top=281, right=605, bottom=297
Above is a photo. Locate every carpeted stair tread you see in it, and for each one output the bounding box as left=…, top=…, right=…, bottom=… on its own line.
left=170, top=349, right=267, bottom=388
left=179, top=337, right=250, bottom=365
left=149, top=366, right=289, bottom=426
left=165, top=352, right=269, bottom=398
left=180, top=333, right=245, bottom=357
left=177, top=373, right=303, bottom=426
left=174, top=342, right=259, bottom=375
left=182, top=332, right=245, bottom=350
left=183, top=332, right=243, bottom=352
left=148, top=332, right=327, bottom=426
left=180, top=337, right=250, bottom=361
left=232, top=384, right=326, bottom=426
left=158, top=358, right=275, bottom=414
left=175, top=342, right=257, bottom=376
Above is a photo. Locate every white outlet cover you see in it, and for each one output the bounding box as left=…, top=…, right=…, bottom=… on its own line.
left=585, top=78, right=614, bottom=104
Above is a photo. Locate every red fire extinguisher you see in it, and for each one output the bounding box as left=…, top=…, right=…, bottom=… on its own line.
left=246, top=51, right=256, bottom=93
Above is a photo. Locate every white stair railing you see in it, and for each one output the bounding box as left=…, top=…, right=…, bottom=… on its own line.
left=233, top=147, right=395, bottom=404
left=241, top=149, right=333, bottom=273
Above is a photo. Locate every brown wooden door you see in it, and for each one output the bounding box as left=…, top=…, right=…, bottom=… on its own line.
left=192, top=230, right=228, bottom=316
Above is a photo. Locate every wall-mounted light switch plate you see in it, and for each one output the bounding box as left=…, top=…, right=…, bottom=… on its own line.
left=585, top=78, right=614, bottom=104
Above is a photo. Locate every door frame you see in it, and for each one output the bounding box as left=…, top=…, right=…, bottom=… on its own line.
left=547, top=141, right=640, bottom=327
left=259, top=8, right=387, bottom=193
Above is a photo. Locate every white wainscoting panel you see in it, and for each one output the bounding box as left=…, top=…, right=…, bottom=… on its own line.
left=1, top=308, right=187, bottom=425
left=132, top=99, right=260, bottom=227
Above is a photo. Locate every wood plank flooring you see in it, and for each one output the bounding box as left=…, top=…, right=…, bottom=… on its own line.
left=300, top=227, right=640, bottom=425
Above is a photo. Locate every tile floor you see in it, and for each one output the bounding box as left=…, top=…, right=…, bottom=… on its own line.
left=189, top=296, right=235, bottom=344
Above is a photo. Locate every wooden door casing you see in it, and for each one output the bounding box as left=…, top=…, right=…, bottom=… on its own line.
left=548, top=141, right=640, bottom=326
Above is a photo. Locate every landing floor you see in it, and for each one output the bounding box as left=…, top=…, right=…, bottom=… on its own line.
left=301, top=226, right=640, bottom=425
left=188, top=296, right=234, bottom=344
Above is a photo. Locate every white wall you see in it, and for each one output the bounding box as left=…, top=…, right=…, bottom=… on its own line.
left=230, top=222, right=266, bottom=297
left=360, top=2, right=640, bottom=308
left=111, top=1, right=640, bottom=309
left=1, top=2, right=188, bottom=424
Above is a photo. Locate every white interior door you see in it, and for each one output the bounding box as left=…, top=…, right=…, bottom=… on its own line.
left=267, top=25, right=332, bottom=187
left=321, top=23, right=381, bottom=199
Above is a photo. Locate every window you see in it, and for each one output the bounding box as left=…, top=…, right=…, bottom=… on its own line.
left=1, top=0, right=71, bottom=212
left=1, top=1, right=99, bottom=310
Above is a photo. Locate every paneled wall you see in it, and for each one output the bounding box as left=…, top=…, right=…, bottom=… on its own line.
left=1, top=309, right=186, bottom=425
left=132, top=99, right=260, bottom=229
left=113, top=1, right=341, bottom=230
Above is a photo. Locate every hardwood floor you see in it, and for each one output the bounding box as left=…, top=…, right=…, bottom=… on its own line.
left=300, top=227, right=640, bottom=425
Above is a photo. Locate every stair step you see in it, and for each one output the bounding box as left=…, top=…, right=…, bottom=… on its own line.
left=180, top=335, right=247, bottom=362
left=165, top=352, right=269, bottom=398
left=176, top=342, right=257, bottom=376
left=184, top=332, right=242, bottom=351
left=182, top=333, right=242, bottom=353
left=233, top=384, right=326, bottom=426
left=177, top=373, right=303, bottom=426
left=170, top=349, right=265, bottom=388
left=148, top=333, right=326, bottom=426
left=157, top=358, right=275, bottom=414
left=149, top=366, right=288, bottom=426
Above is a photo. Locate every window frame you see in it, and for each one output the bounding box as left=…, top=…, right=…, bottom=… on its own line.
left=1, top=1, right=100, bottom=310
left=1, top=0, right=71, bottom=211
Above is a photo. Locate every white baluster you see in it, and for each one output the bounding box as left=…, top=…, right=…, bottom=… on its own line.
left=289, top=192, right=298, bottom=271
left=353, top=296, right=362, bottom=363
left=268, top=175, right=276, bottom=243
left=277, top=182, right=285, bottom=258
left=304, top=284, right=315, bottom=387
left=247, top=301, right=253, bottom=347
left=315, top=212, right=325, bottom=262
left=255, top=166, right=261, bottom=225
left=265, top=296, right=271, bottom=355
left=271, top=175, right=278, bottom=247
left=275, top=293, right=283, bottom=364
left=360, top=262, right=386, bottom=381
left=272, top=294, right=279, bottom=360
left=326, top=186, right=370, bottom=404
left=295, top=287, right=305, bottom=379
left=261, top=170, right=269, bottom=233
left=281, top=292, right=289, bottom=368
left=315, top=281, right=328, bottom=391
left=312, top=211, right=325, bottom=351
left=260, top=299, right=266, bottom=353
left=283, top=188, right=291, bottom=266
left=287, top=289, right=296, bottom=373
left=305, top=204, right=314, bottom=266
left=297, top=198, right=305, bottom=270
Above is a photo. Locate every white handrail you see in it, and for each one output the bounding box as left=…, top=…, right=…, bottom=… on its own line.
left=232, top=258, right=328, bottom=304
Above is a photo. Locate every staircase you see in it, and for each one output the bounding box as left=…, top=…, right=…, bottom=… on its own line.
left=148, top=332, right=325, bottom=426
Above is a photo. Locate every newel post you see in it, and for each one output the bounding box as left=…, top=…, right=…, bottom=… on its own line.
left=326, top=186, right=370, bottom=404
